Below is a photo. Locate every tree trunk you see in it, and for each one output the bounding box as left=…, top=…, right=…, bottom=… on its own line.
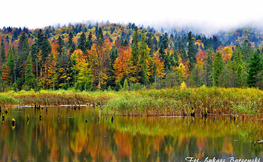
left=36, top=59, right=38, bottom=92
left=90, top=78, right=93, bottom=91
left=53, top=79, right=55, bottom=91
left=85, top=82, right=86, bottom=92
left=14, top=71, right=17, bottom=92
left=98, top=68, right=101, bottom=90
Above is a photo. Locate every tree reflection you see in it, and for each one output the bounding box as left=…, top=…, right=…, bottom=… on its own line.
left=0, top=107, right=262, bottom=161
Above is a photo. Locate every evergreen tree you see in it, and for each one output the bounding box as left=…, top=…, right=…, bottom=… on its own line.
left=212, top=51, right=224, bottom=86
left=85, top=32, right=93, bottom=50
left=123, top=78, right=129, bottom=91
left=97, top=27, right=104, bottom=45
left=40, top=35, right=51, bottom=65
left=57, top=36, right=63, bottom=55
left=25, top=52, right=34, bottom=89
left=70, top=43, right=76, bottom=54
left=78, top=32, right=86, bottom=52
left=205, top=45, right=213, bottom=87
left=170, top=49, right=179, bottom=67
left=241, top=40, right=253, bottom=63
left=0, top=39, right=5, bottom=62
left=37, top=29, right=44, bottom=49
left=139, top=31, right=150, bottom=84
left=247, top=50, right=262, bottom=87
left=7, top=44, right=15, bottom=85
left=237, top=65, right=243, bottom=87
left=179, top=44, right=187, bottom=62
left=187, top=31, right=196, bottom=70
left=212, top=36, right=220, bottom=51
left=16, top=33, right=29, bottom=79
left=31, top=43, right=38, bottom=62
left=146, top=30, right=154, bottom=56
left=132, top=28, right=139, bottom=82
left=68, top=32, right=73, bottom=48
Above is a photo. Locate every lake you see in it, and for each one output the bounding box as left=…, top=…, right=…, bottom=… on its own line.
left=0, top=106, right=262, bottom=162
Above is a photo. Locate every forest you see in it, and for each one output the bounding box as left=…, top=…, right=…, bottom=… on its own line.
left=0, top=22, right=263, bottom=92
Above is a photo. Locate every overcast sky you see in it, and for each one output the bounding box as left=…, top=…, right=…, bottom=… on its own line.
left=1, top=0, right=263, bottom=32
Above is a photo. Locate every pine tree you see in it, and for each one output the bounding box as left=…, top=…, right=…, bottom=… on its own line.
left=206, top=45, right=213, bottom=87
left=146, top=30, right=154, bottom=56
left=85, top=32, right=93, bottom=50
left=212, top=51, right=224, bottom=86
left=0, top=39, right=6, bottom=62
left=241, top=40, right=253, bottom=63
left=25, top=52, right=34, bottom=88
left=187, top=31, right=196, bottom=71
left=247, top=50, right=262, bottom=87
left=139, top=31, right=150, bottom=84
left=123, top=78, right=128, bottom=91
left=132, top=28, right=139, bottom=83
left=70, top=43, right=76, bottom=54
left=7, top=44, right=15, bottom=86
left=16, top=33, right=29, bottom=79
left=97, top=27, right=104, bottom=45
left=57, top=36, right=63, bottom=55
left=237, top=65, right=243, bottom=87
left=170, top=49, right=179, bottom=67
left=68, top=32, right=73, bottom=48
left=41, top=35, right=51, bottom=65
left=78, top=32, right=86, bottom=52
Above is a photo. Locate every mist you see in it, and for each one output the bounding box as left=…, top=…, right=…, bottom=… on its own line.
left=1, top=0, right=263, bottom=36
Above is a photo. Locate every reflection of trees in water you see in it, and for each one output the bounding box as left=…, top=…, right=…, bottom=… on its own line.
left=0, top=108, right=262, bottom=161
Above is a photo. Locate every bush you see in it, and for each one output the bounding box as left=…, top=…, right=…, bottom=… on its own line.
left=134, top=83, right=143, bottom=91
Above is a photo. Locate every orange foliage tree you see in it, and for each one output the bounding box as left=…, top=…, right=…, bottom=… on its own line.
left=87, top=37, right=112, bottom=89
left=114, top=46, right=133, bottom=83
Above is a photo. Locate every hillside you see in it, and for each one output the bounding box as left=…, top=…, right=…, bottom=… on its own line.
left=0, top=22, right=262, bottom=91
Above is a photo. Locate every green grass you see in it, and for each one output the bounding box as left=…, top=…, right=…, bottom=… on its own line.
left=1, top=87, right=263, bottom=117
left=105, top=87, right=263, bottom=116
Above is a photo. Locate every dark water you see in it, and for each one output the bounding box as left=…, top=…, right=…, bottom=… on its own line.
left=0, top=107, right=263, bottom=162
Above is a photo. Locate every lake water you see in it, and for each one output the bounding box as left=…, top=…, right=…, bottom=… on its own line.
left=0, top=106, right=263, bottom=162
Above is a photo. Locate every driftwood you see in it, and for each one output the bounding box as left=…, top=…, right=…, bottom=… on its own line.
left=254, top=140, right=263, bottom=144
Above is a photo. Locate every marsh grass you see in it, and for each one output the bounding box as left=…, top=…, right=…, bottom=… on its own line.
left=0, top=90, right=119, bottom=107
left=105, top=87, right=263, bottom=116
left=1, top=87, right=263, bottom=117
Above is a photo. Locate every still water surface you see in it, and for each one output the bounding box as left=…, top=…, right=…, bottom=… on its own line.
left=0, top=107, right=263, bottom=162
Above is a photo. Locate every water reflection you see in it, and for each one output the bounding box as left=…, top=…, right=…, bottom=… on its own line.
left=0, top=107, right=262, bottom=162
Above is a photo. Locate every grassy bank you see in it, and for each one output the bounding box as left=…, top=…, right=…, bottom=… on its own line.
left=105, top=86, right=263, bottom=116
left=0, top=90, right=119, bottom=107
left=1, top=87, right=263, bottom=116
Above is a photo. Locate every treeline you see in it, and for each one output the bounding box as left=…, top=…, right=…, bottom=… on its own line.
left=0, top=22, right=262, bottom=91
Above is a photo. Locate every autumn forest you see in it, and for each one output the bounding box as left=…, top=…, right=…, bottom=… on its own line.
left=0, top=22, right=263, bottom=92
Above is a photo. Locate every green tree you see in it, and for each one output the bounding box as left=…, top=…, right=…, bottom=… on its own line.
left=146, top=30, right=154, bottom=56
left=85, top=32, right=93, bottom=50
left=123, top=78, right=129, bottom=91
left=237, top=65, right=244, bottom=87
left=7, top=44, right=16, bottom=86
left=16, top=33, right=29, bottom=79
left=187, top=31, right=196, bottom=70
left=241, top=40, right=253, bottom=64
left=205, top=45, right=213, bottom=87
left=212, top=51, right=224, bottom=86
left=40, top=35, right=51, bottom=65
left=139, top=31, right=150, bottom=84
left=68, top=32, right=73, bottom=48
left=132, top=28, right=139, bottom=83
left=57, top=36, right=63, bottom=55
left=0, top=39, right=5, bottom=62
left=179, top=42, right=187, bottom=62
left=78, top=32, right=86, bottom=52
left=25, top=52, right=34, bottom=89
left=247, top=50, right=262, bottom=87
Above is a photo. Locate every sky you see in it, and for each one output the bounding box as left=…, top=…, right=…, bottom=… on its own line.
left=1, top=0, right=263, bottom=33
